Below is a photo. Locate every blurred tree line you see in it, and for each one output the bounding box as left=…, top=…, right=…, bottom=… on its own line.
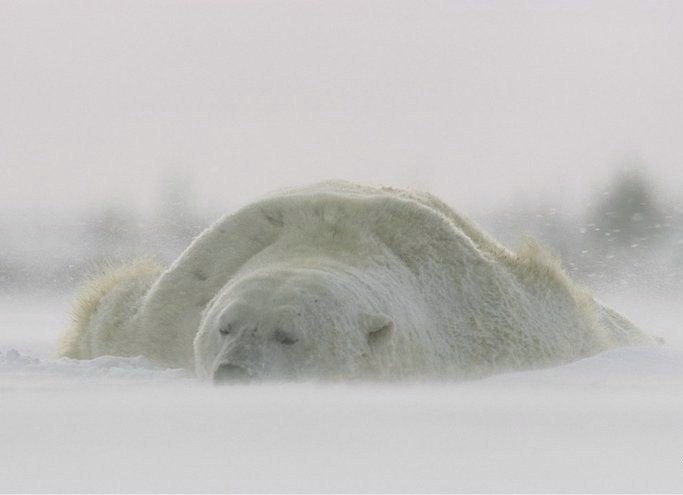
left=0, top=176, right=210, bottom=292
left=1, top=161, right=681, bottom=293
left=481, top=159, right=683, bottom=292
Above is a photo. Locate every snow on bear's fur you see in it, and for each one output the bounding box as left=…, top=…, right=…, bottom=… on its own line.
left=60, top=181, right=654, bottom=381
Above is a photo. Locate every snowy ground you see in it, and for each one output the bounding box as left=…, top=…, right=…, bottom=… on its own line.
left=1, top=290, right=682, bottom=493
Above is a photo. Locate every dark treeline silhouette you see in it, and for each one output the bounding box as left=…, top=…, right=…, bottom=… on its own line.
left=481, top=160, right=682, bottom=292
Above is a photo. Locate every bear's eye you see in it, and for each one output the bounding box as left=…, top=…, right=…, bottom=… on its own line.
left=219, top=324, right=232, bottom=336
left=272, top=328, right=298, bottom=345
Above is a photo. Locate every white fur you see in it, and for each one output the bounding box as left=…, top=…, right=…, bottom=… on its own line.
left=60, top=181, right=654, bottom=380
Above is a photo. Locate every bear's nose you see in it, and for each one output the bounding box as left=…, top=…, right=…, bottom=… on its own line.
left=213, top=363, right=251, bottom=384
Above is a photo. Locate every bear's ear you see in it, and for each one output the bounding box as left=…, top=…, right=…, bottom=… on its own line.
left=361, top=313, right=394, bottom=347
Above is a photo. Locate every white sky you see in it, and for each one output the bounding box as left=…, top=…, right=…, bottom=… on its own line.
left=1, top=0, right=682, bottom=216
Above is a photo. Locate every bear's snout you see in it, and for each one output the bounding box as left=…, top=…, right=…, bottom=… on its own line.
left=213, top=363, right=251, bottom=384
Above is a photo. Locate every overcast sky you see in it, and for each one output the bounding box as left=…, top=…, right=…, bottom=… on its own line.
left=1, top=0, right=682, bottom=217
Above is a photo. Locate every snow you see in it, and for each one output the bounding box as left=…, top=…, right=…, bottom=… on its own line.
left=1, top=291, right=682, bottom=492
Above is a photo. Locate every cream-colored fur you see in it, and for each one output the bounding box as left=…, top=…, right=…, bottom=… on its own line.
left=60, top=258, right=162, bottom=360
left=60, top=181, right=654, bottom=379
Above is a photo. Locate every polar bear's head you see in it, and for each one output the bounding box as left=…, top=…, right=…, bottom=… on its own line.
left=193, top=263, right=395, bottom=382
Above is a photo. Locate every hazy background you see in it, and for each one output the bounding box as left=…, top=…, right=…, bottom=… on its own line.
left=1, top=0, right=682, bottom=295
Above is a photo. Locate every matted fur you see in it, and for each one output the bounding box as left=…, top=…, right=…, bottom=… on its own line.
left=59, top=182, right=654, bottom=379
left=59, top=258, right=162, bottom=359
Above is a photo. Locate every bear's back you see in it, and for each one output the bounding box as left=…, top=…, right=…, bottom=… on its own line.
left=135, top=181, right=499, bottom=367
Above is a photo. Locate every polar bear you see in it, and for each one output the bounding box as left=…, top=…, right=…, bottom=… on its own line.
left=60, top=181, right=653, bottom=381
